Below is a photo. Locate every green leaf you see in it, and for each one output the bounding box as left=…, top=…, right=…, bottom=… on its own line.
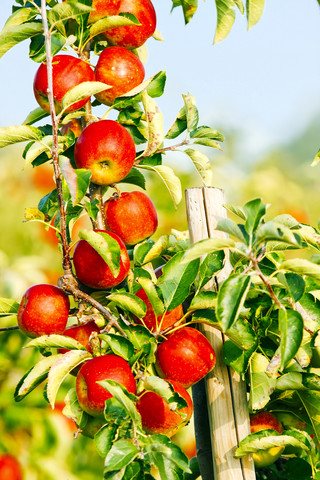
left=99, top=333, right=134, bottom=361
left=89, top=13, right=140, bottom=40
left=216, top=273, right=250, bottom=331
left=279, top=309, right=304, bottom=370
left=61, top=81, right=108, bottom=113
left=183, top=149, right=212, bottom=186
left=249, top=353, right=276, bottom=411
left=112, top=71, right=166, bottom=109
left=0, top=297, right=20, bottom=315
left=223, top=203, right=247, bottom=221
left=138, top=165, right=182, bottom=208
left=255, top=221, right=300, bottom=247
left=246, top=0, right=265, bottom=30
left=104, top=439, right=139, bottom=473
left=118, top=319, right=155, bottom=351
left=48, top=2, right=93, bottom=26
left=59, top=155, right=91, bottom=205
left=226, top=317, right=257, bottom=351
left=235, top=430, right=308, bottom=458
left=98, top=380, right=141, bottom=427
left=95, top=424, right=117, bottom=458
left=0, top=21, right=43, bottom=58
left=25, top=334, right=86, bottom=351
left=214, top=0, right=236, bottom=44
left=243, top=197, right=266, bottom=235
left=1, top=7, right=38, bottom=33
left=136, top=276, right=164, bottom=317
left=189, top=291, right=217, bottom=311
left=157, top=251, right=200, bottom=310
left=78, top=230, right=121, bottom=277
left=107, top=292, right=147, bottom=318
left=47, top=350, right=91, bottom=408
left=23, top=107, right=49, bottom=126
left=140, top=92, right=164, bottom=158
left=119, top=167, right=146, bottom=189
left=143, top=376, right=188, bottom=409
left=280, top=259, right=320, bottom=281
left=0, top=125, right=43, bottom=148
left=136, top=235, right=169, bottom=266
left=277, top=272, right=305, bottom=302
left=144, top=434, right=191, bottom=475
left=179, top=0, right=198, bottom=23
left=133, top=240, right=155, bottom=266
left=298, top=390, right=320, bottom=445
left=190, top=126, right=224, bottom=142
left=14, top=354, right=60, bottom=402
left=29, top=32, right=66, bottom=63
left=182, top=238, right=235, bottom=263
left=215, top=218, right=248, bottom=243
left=63, top=387, right=87, bottom=428
left=196, top=251, right=225, bottom=290
left=223, top=339, right=256, bottom=375
left=165, top=106, right=187, bottom=140
left=182, top=93, right=199, bottom=132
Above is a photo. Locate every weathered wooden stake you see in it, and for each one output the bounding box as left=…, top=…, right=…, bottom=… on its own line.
left=185, top=187, right=256, bottom=480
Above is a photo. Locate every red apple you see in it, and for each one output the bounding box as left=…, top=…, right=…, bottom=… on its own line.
left=73, top=230, right=130, bottom=289
left=88, top=0, right=121, bottom=23
left=58, top=319, right=101, bottom=354
left=17, top=284, right=70, bottom=338
left=155, top=327, right=216, bottom=388
left=74, top=120, right=136, bottom=186
left=76, top=354, right=136, bottom=416
left=250, top=411, right=284, bottom=468
left=0, top=454, right=23, bottom=480
left=31, top=162, right=56, bottom=193
left=60, top=118, right=83, bottom=137
left=95, top=46, right=145, bottom=105
left=103, top=191, right=158, bottom=245
left=136, top=379, right=193, bottom=437
left=103, top=0, right=156, bottom=49
left=134, top=288, right=183, bottom=333
left=33, top=54, right=94, bottom=114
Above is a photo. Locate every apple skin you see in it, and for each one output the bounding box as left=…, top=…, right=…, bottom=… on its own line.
left=0, top=454, right=23, bottom=480
left=60, top=118, right=83, bottom=137
left=74, top=120, right=136, bottom=186
left=103, top=191, right=158, bottom=245
left=17, top=284, right=70, bottom=338
left=58, top=319, right=101, bottom=354
left=250, top=411, right=284, bottom=468
left=88, top=0, right=121, bottom=23
left=76, top=354, right=136, bottom=416
left=73, top=230, right=130, bottom=289
left=136, top=379, right=193, bottom=437
left=95, top=47, right=145, bottom=106
left=134, top=288, right=183, bottom=333
left=33, top=54, right=94, bottom=114
left=172, top=416, right=197, bottom=460
left=103, top=0, right=156, bottom=49
left=155, top=327, right=216, bottom=388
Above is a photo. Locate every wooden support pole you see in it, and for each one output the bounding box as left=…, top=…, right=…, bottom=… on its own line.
left=185, top=187, right=256, bottom=480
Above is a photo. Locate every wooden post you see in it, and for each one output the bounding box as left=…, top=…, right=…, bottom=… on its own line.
left=185, top=187, right=256, bottom=480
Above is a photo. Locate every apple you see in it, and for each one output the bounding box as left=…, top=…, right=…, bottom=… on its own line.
left=250, top=411, right=284, bottom=468
left=103, top=0, right=157, bottom=49
left=31, top=162, right=56, bottom=193
left=88, top=0, right=121, bottom=23
left=60, top=118, right=83, bottom=137
left=17, top=284, right=70, bottom=338
left=0, top=454, right=23, bottom=480
left=172, top=415, right=197, bottom=460
left=136, top=379, right=193, bottom=437
left=134, top=288, right=183, bottom=333
left=33, top=54, right=94, bottom=114
left=155, top=327, right=216, bottom=388
left=76, top=354, right=136, bottom=416
left=58, top=319, right=101, bottom=354
left=73, top=229, right=130, bottom=289
left=103, top=191, right=158, bottom=245
left=74, top=120, right=136, bottom=186
left=95, top=47, right=145, bottom=106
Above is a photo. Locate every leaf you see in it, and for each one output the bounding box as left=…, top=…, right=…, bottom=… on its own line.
left=143, top=376, right=188, bottom=409
left=104, top=439, right=139, bottom=473
left=183, top=149, right=212, bottom=186
left=255, top=221, right=300, bottom=248
left=47, top=350, right=92, bottom=408
left=0, top=21, right=43, bottom=58
left=311, top=148, right=320, bottom=167
left=249, top=353, right=276, bottom=411
left=223, top=339, right=256, bottom=375
left=107, top=292, right=147, bottom=318
left=279, top=309, right=304, bottom=371
left=0, top=297, right=20, bottom=315
left=25, top=334, right=86, bottom=351
left=98, top=380, right=141, bottom=427
left=99, top=333, right=134, bottom=361
left=23, top=107, right=49, bottom=126
left=182, top=238, right=235, bottom=262
left=243, top=197, right=266, bottom=235
left=277, top=272, right=305, bottom=302
left=61, top=81, right=108, bottom=113
left=297, top=390, right=320, bottom=445
left=246, top=0, right=265, bottom=30
left=29, top=31, right=66, bottom=63
left=279, top=259, right=320, bottom=281
left=78, top=230, right=121, bottom=277
left=196, top=251, right=225, bottom=290
left=214, top=0, right=236, bottom=44
left=15, top=354, right=60, bottom=402
left=190, top=126, right=224, bottom=142
left=140, top=92, right=164, bottom=158
left=144, top=434, right=191, bottom=475
left=112, top=71, right=166, bottom=108
left=182, top=93, right=199, bottom=132
left=59, top=155, right=91, bottom=205
left=215, top=218, right=248, bottom=243
left=119, top=167, right=146, bottom=189
left=189, top=291, right=217, bottom=311
left=223, top=203, right=246, bottom=221
left=136, top=276, right=164, bottom=317
left=24, top=206, right=45, bottom=222
left=216, top=273, right=250, bottom=331
left=138, top=165, right=182, bottom=208
left=165, top=106, right=187, bottom=139
left=235, top=430, right=308, bottom=458
left=0, top=125, right=43, bottom=148
left=89, top=13, right=140, bottom=40
left=47, top=2, right=93, bottom=26
left=95, top=424, right=117, bottom=457
left=157, top=251, right=200, bottom=310
left=135, top=235, right=169, bottom=266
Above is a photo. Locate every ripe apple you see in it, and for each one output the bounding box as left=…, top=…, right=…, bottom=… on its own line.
left=0, top=454, right=23, bottom=480
left=155, top=327, right=216, bottom=388
left=33, top=54, right=94, bottom=114
left=58, top=319, right=101, bottom=354
left=74, top=120, right=136, bottom=186
left=134, top=288, right=183, bottom=333
left=31, top=162, right=56, bottom=193
left=17, top=284, right=70, bottom=338
left=103, top=191, right=158, bottom=245
left=62, top=0, right=121, bottom=23
left=103, top=0, right=157, bottom=49
left=136, top=379, right=193, bottom=437
left=60, top=118, right=83, bottom=137
left=73, top=230, right=130, bottom=289
left=250, top=411, right=284, bottom=468
left=76, top=354, right=136, bottom=416
left=95, top=47, right=145, bottom=106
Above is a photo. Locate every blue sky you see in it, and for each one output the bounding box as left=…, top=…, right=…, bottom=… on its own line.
left=1, top=1, right=320, bottom=160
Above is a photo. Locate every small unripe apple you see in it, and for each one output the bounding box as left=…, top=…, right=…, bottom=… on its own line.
left=95, top=47, right=145, bottom=106
left=17, top=284, right=70, bottom=338
left=155, top=327, right=216, bottom=388
left=76, top=354, right=136, bottom=416
left=250, top=411, right=284, bottom=468
left=73, top=230, right=130, bottom=289
left=134, top=288, right=183, bottom=333
left=136, top=379, right=193, bottom=437
left=103, top=191, right=158, bottom=245
left=103, top=0, right=156, bottom=49
left=0, top=454, right=23, bottom=480
left=33, top=54, right=94, bottom=114
left=58, top=319, right=101, bottom=354
left=74, top=120, right=136, bottom=186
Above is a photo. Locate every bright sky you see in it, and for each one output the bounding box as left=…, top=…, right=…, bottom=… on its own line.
left=1, top=1, right=320, bottom=160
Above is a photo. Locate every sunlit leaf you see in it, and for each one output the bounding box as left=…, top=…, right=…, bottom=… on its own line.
left=104, top=439, right=139, bottom=473
left=99, top=333, right=134, bottom=361
left=138, top=165, right=182, bottom=208
left=59, top=155, right=91, bottom=205
left=107, top=292, right=147, bottom=318
left=216, top=273, right=250, bottom=331
left=140, top=92, right=164, bottom=158
left=61, top=81, right=108, bottom=113
left=47, top=2, right=93, bottom=26
left=214, top=0, right=236, bottom=44
left=0, top=125, right=43, bottom=148
left=246, top=0, right=265, bottom=30
left=25, top=334, right=86, bottom=351
left=249, top=353, right=276, bottom=411
left=0, top=21, right=43, bottom=58
left=0, top=297, right=20, bottom=315
left=279, top=259, right=320, bottom=281
left=279, top=309, right=303, bottom=370
left=183, top=149, right=212, bottom=186
left=89, top=13, right=140, bottom=40
left=182, top=92, right=199, bottom=132
left=23, top=107, right=49, bottom=126
left=78, top=230, right=121, bottom=277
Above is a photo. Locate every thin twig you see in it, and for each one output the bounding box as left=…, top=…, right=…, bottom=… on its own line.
left=0, top=326, right=20, bottom=332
